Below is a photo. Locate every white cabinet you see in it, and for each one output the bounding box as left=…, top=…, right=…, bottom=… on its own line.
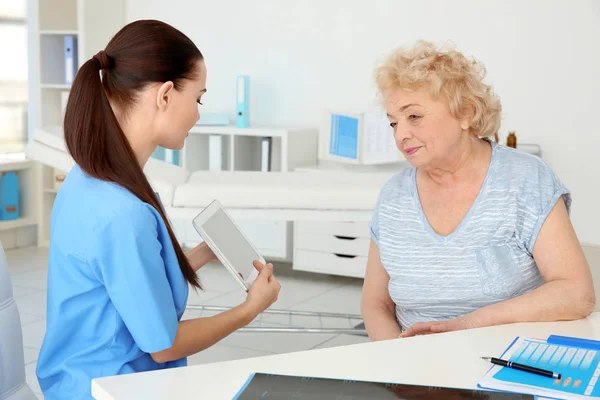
left=293, top=221, right=371, bottom=278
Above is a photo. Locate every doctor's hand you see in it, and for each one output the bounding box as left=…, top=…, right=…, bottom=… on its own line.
left=244, top=261, right=281, bottom=317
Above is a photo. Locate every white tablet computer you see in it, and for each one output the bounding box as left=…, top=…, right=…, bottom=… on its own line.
left=192, top=199, right=263, bottom=292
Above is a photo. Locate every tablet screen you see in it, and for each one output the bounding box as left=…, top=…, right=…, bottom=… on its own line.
left=198, top=207, right=261, bottom=282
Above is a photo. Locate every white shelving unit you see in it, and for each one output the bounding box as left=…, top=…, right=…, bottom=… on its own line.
left=178, top=126, right=319, bottom=261
left=185, top=125, right=318, bottom=173
left=28, top=0, right=126, bottom=246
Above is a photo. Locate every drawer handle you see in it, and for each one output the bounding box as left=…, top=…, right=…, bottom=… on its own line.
left=334, top=235, right=357, bottom=241
left=334, top=253, right=357, bottom=259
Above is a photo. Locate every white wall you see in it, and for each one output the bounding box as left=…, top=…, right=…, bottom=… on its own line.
left=126, top=0, right=600, bottom=246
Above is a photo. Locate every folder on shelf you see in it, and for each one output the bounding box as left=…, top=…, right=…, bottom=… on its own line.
left=260, top=137, right=271, bottom=172
left=64, top=35, right=78, bottom=85
left=236, top=75, right=250, bottom=128
left=478, top=335, right=600, bottom=399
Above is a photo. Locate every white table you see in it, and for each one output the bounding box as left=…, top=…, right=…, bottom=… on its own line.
left=92, top=313, right=600, bottom=399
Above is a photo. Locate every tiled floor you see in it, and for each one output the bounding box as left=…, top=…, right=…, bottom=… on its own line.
left=6, top=246, right=367, bottom=400
left=7, top=245, right=600, bottom=399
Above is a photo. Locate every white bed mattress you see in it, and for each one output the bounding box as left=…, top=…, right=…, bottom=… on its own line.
left=172, top=170, right=394, bottom=210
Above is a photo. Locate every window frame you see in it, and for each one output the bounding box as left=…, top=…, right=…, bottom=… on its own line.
left=0, top=4, right=28, bottom=155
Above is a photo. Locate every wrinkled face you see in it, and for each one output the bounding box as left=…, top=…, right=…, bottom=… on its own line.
left=155, top=59, right=207, bottom=150
left=386, top=87, right=469, bottom=169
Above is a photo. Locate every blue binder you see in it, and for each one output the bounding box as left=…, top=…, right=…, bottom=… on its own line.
left=0, top=172, right=19, bottom=221
left=236, top=75, right=250, bottom=128
left=64, top=35, right=78, bottom=84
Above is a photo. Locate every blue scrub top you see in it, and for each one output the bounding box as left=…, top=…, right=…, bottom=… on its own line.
left=36, top=165, right=189, bottom=400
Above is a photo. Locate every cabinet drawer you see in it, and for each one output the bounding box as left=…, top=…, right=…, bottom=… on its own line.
left=295, top=233, right=370, bottom=257
left=293, top=250, right=367, bottom=278
left=295, top=221, right=370, bottom=238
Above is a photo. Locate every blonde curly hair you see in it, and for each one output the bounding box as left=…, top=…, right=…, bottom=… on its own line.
left=374, top=40, right=502, bottom=138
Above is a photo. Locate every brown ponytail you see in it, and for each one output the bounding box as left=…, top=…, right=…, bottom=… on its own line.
left=63, top=20, right=202, bottom=288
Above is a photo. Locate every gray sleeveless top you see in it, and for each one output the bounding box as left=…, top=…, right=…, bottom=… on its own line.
left=370, top=140, right=570, bottom=330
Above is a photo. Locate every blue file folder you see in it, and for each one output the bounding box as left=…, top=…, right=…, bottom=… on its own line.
left=236, top=75, right=250, bottom=128
left=0, top=172, right=19, bottom=220
left=64, top=35, right=78, bottom=84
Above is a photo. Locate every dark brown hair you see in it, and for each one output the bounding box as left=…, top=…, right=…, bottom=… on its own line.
left=64, top=20, right=203, bottom=288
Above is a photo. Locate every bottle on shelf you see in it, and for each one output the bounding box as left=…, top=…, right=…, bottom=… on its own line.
left=507, top=130, right=517, bottom=148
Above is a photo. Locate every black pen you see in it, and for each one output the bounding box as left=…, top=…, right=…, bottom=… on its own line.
left=482, top=357, right=561, bottom=379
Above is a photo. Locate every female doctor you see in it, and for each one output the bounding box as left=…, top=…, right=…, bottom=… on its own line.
left=36, top=19, right=281, bottom=400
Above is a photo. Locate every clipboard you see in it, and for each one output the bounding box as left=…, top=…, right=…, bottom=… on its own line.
left=478, top=335, right=600, bottom=399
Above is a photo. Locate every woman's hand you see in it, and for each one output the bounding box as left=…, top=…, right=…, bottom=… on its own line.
left=400, top=314, right=478, bottom=338
left=243, top=261, right=281, bottom=317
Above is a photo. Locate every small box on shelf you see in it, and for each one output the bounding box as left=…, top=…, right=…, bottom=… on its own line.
left=53, top=168, right=66, bottom=191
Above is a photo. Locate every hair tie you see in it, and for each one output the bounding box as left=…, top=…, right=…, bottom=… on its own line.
left=93, top=50, right=110, bottom=70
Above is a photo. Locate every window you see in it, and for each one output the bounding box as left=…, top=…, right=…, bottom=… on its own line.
left=0, top=0, right=28, bottom=154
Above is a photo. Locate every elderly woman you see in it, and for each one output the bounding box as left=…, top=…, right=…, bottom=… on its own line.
left=361, top=41, right=595, bottom=341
